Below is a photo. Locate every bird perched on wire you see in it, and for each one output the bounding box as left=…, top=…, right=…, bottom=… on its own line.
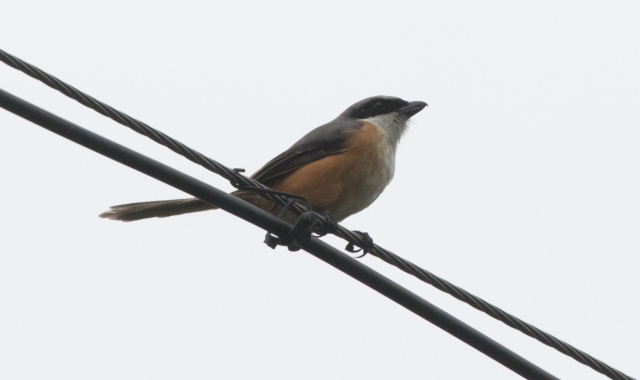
left=100, top=96, right=427, bottom=223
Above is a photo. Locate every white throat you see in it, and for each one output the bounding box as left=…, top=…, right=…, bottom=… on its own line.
left=359, top=112, right=409, bottom=149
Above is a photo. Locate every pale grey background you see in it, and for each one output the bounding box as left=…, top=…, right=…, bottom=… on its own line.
left=0, top=1, right=638, bottom=379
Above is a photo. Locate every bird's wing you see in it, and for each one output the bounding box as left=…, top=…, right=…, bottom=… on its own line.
left=251, top=117, right=361, bottom=186
left=251, top=145, right=344, bottom=185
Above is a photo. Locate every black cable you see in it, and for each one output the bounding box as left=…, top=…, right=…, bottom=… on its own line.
left=0, top=49, right=634, bottom=380
left=0, top=87, right=561, bottom=380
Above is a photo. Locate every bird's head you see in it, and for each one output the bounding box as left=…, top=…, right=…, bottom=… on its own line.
left=340, top=96, right=427, bottom=145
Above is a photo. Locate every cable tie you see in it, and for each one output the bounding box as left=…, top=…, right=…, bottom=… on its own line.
left=264, top=200, right=318, bottom=251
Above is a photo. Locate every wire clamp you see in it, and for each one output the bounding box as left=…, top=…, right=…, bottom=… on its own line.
left=237, top=186, right=317, bottom=252
left=264, top=209, right=318, bottom=251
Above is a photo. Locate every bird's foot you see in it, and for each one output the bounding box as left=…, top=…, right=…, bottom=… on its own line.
left=314, top=209, right=339, bottom=237
left=346, top=231, right=374, bottom=259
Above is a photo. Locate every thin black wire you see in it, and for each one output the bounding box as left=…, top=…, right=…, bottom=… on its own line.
left=0, top=48, right=633, bottom=380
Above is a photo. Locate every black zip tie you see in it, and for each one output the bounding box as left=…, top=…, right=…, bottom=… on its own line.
left=236, top=186, right=318, bottom=251
left=264, top=199, right=317, bottom=251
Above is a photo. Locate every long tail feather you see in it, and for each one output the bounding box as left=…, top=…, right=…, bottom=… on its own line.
left=99, top=198, right=216, bottom=222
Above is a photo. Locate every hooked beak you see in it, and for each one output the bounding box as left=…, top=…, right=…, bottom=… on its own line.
left=398, top=101, right=428, bottom=118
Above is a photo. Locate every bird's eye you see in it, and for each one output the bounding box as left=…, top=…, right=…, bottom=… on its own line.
left=373, top=102, right=384, bottom=110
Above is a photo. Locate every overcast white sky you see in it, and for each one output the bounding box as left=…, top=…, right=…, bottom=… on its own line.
left=1, top=1, right=638, bottom=379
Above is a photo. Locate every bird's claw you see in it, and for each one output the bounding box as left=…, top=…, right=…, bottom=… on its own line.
left=346, top=231, right=374, bottom=258
left=314, top=209, right=339, bottom=237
